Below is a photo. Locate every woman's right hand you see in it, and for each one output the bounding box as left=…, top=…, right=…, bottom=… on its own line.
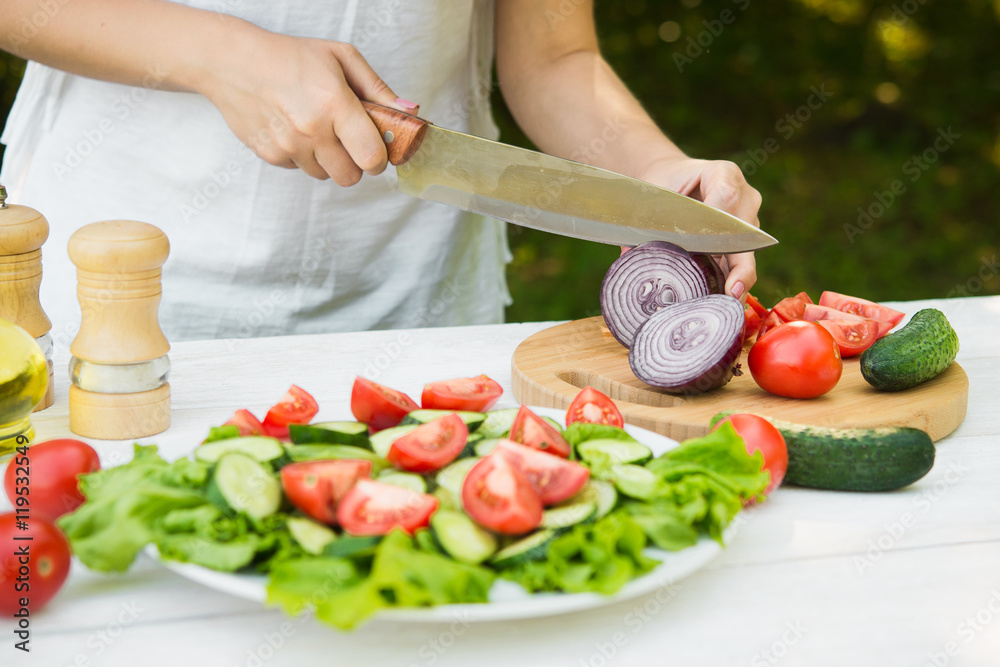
left=197, top=26, right=417, bottom=185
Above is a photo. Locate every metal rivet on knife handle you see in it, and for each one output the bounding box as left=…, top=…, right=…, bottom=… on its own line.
left=361, top=101, right=431, bottom=166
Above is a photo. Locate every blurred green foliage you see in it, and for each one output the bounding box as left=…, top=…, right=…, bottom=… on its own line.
left=2, top=0, right=997, bottom=326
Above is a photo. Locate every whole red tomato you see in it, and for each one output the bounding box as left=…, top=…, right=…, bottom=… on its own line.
left=748, top=321, right=843, bottom=398
left=0, top=512, right=71, bottom=615
left=4, top=439, right=101, bottom=522
left=712, top=414, right=788, bottom=496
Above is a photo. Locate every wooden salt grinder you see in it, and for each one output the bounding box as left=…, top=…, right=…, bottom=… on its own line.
left=68, top=221, right=171, bottom=439
left=0, top=185, right=54, bottom=411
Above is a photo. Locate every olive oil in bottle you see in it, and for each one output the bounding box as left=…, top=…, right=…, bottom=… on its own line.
left=0, top=317, right=48, bottom=460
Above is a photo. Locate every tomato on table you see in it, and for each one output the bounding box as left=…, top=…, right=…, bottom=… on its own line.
left=461, top=453, right=543, bottom=535
left=4, top=439, right=100, bottom=522
left=421, top=375, right=503, bottom=412
left=566, top=387, right=624, bottom=428
left=711, top=415, right=788, bottom=497
left=748, top=320, right=843, bottom=399
left=262, top=385, right=319, bottom=439
left=223, top=409, right=265, bottom=437
left=0, top=513, right=71, bottom=615
left=816, top=319, right=879, bottom=358
left=818, top=291, right=905, bottom=330
left=281, top=459, right=372, bottom=525
left=770, top=292, right=813, bottom=322
left=337, top=480, right=438, bottom=536
left=494, top=440, right=589, bottom=505
left=509, top=406, right=571, bottom=458
left=387, top=413, right=469, bottom=473
left=350, top=378, right=419, bottom=432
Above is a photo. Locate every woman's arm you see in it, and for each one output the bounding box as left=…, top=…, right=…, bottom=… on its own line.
left=496, top=0, right=760, bottom=299
left=0, top=0, right=410, bottom=185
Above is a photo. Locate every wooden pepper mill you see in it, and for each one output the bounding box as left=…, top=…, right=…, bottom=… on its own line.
left=67, top=220, right=171, bottom=439
left=0, top=184, right=54, bottom=411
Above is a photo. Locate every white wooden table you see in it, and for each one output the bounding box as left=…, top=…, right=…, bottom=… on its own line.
left=4, top=296, right=999, bottom=667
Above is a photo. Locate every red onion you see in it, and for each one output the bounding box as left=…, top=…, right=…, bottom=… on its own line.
left=692, top=254, right=726, bottom=295
left=628, top=294, right=745, bottom=394
left=600, top=242, right=722, bottom=348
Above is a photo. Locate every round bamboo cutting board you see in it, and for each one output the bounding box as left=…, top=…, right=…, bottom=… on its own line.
left=511, top=317, right=968, bottom=442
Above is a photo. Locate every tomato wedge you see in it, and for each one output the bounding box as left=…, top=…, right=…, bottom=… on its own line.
left=746, top=293, right=769, bottom=319
left=509, top=406, right=571, bottom=458
left=743, top=304, right=762, bottom=344
left=387, top=413, right=469, bottom=473
left=350, top=377, right=419, bottom=431
left=281, top=459, right=372, bottom=525
left=421, top=375, right=503, bottom=412
left=462, top=453, right=543, bottom=535
left=757, top=310, right=784, bottom=338
left=224, top=409, right=265, bottom=436
left=771, top=292, right=813, bottom=322
left=816, top=319, right=879, bottom=357
left=262, top=385, right=319, bottom=439
left=803, top=304, right=892, bottom=338
left=495, top=440, right=589, bottom=505
left=566, top=387, right=624, bottom=428
left=337, top=479, right=438, bottom=536
left=818, top=291, right=905, bottom=330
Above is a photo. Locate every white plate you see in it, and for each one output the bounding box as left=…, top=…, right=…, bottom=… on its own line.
left=146, top=407, right=729, bottom=623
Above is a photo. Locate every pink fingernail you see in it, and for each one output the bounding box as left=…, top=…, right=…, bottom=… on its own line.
left=731, top=281, right=745, bottom=299
left=395, top=97, right=418, bottom=110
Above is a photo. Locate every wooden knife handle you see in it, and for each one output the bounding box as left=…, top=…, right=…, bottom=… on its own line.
left=362, top=101, right=430, bottom=165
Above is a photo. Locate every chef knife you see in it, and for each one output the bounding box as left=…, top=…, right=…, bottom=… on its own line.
left=363, top=102, right=777, bottom=254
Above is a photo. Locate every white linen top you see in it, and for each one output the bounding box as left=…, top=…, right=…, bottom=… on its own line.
left=0, top=0, right=510, bottom=349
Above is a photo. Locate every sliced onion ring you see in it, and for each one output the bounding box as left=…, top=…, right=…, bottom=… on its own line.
left=628, top=294, right=745, bottom=394
left=600, top=241, right=722, bottom=348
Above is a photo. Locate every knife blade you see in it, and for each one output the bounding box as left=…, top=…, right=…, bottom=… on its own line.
left=363, top=102, right=777, bottom=254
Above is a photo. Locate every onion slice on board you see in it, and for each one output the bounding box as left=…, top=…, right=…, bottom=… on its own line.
left=600, top=242, right=722, bottom=348
left=629, top=294, right=745, bottom=394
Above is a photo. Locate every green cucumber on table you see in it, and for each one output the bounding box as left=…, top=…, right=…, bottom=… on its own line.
left=860, top=308, right=959, bottom=391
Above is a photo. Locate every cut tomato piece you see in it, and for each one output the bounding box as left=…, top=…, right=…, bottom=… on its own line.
left=281, top=459, right=372, bottom=525
left=566, top=387, right=624, bottom=428
left=224, top=409, right=265, bottom=436
left=757, top=311, right=784, bottom=338
left=387, top=413, right=469, bottom=473
left=818, top=291, right=905, bottom=331
left=350, top=377, right=419, bottom=432
left=461, top=453, right=543, bottom=535
left=509, top=406, right=571, bottom=458
left=262, top=385, right=319, bottom=439
left=494, top=440, right=589, bottom=505
left=337, top=479, right=438, bottom=536
left=803, top=304, right=892, bottom=338
left=743, top=304, right=762, bottom=344
left=816, top=319, right=879, bottom=357
left=746, top=293, right=769, bottom=319
left=771, top=292, right=813, bottom=322
left=421, top=375, right=503, bottom=412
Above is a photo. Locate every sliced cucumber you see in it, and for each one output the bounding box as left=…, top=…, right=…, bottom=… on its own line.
left=542, top=416, right=564, bottom=433
left=460, top=432, right=484, bottom=459
left=433, top=486, right=461, bottom=511
left=377, top=471, right=428, bottom=493
left=285, top=444, right=390, bottom=473
left=431, top=509, right=498, bottom=564
left=368, top=424, right=419, bottom=458
left=474, top=438, right=501, bottom=457
left=588, top=479, right=618, bottom=518
left=609, top=464, right=659, bottom=500
left=323, top=535, right=382, bottom=558
left=541, top=502, right=597, bottom=530
left=490, top=529, right=557, bottom=568
left=288, top=421, right=370, bottom=447
left=477, top=408, right=520, bottom=439
left=435, top=457, right=481, bottom=502
left=577, top=438, right=652, bottom=467
left=195, top=436, right=286, bottom=466
left=207, top=453, right=281, bottom=520
left=401, top=409, right=487, bottom=431
left=287, top=516, right=337, bottom=555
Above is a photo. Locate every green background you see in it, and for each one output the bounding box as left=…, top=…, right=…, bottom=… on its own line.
left=2, top=0, right=998, bottom=323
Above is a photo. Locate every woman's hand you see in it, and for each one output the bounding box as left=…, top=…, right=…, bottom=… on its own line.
left=638, top=155, right=762, bottom=301
left=196, top=26, right=417, bottom=185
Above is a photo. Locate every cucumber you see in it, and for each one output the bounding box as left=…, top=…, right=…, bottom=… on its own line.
left=540, top=501, right=597, bottom=530
left=430, top=509, right=498, bottom=564
left=401, top=409, right=487, bottom=431
left=474, top=438, right=501, bottom=457
left=577, top=439, right=652, bottom=467
left=711, top=413, right=936, bottom=492
left=323, top=535, right=382, bottom=558
left=435, top=457, right=481, bottom=503
left=206, top=453, right=282, bottom=519
left=477, top=408, right=520, bottom=439
left=284, top=444, right=390, bottom=473
left=288, top=421, right=370, bottom=447
left=608, top=464, right=659, bottom=500
left=861, top=309, right=959, bottom=391
left=588, top=479, right=619, bottom=518
left=368, top=424, right=418, bottom=458
left=287, top=516, right=337, bottom=555
left=490, top=529, right=557, bottom=568
left=542, top=416, right=564, bottom=433
left=377, top=471, right=428, bottom=493
left=194, top=436, right=287, bottom=466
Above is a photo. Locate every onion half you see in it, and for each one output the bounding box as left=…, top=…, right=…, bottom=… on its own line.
left=600, top=242, right=722, bottom=348
left=628, top=294, right=745, bottom=394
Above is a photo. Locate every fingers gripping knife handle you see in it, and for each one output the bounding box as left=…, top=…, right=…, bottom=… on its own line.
left=362, top=101, right=431, bottom=165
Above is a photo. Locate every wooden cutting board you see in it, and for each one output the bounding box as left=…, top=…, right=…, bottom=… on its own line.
left=511, top=317, right=968, bottom=442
